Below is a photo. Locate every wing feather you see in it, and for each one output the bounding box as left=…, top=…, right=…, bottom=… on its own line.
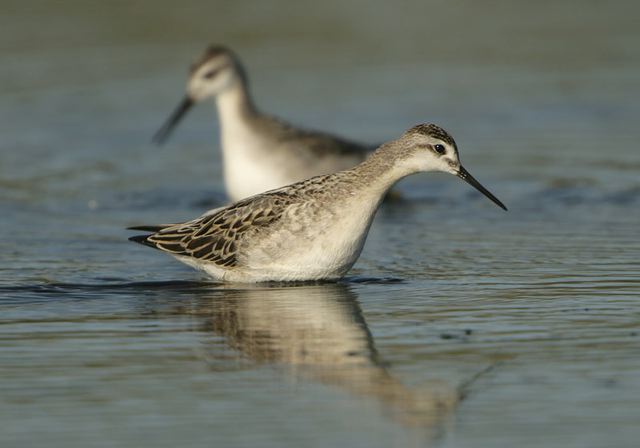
left=134, top=194, right=290, bottom=268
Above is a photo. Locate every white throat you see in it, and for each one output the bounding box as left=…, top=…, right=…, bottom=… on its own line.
left=214, top=82, right=276, bottom=200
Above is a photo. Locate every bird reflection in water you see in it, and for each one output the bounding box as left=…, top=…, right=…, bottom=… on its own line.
left=180, top=282, right=459, bottom=429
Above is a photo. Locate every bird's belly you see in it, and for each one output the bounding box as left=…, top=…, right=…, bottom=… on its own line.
left=240, top=205, right=374, bottom=281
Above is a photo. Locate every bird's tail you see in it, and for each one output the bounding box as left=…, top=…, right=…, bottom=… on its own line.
left=128, top=233, right=158, bottom=249
left=127, top=224, right=173, bottom=232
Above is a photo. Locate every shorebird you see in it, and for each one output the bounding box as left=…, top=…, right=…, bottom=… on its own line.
left=152, top=45, right=372, bottom=201
left=130, top=123, right=507, bottom=282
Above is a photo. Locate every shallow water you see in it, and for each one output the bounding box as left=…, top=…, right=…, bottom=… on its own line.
left=1, top=1, right=640, bottom=447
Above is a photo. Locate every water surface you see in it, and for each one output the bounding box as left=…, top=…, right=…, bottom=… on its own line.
left=1, top=1, right=639, bottom=447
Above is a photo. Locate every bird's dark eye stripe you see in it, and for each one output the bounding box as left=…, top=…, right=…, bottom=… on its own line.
left=433, top=144, right=446, bottom=154
left=203, top=68, right=220, bottom=79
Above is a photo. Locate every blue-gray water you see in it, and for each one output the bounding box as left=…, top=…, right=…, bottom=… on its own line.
left=1, top=1, right=639, bottom=447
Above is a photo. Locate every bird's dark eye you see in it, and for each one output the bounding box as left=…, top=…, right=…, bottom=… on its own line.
left=433, top=144, right=446, bottom=155
left=203, top=68, right=220, bottom=79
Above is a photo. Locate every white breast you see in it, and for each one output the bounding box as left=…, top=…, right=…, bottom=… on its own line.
left=239, top=194, right=382, bottom=281
left=220, top=127, right=290, bottom=201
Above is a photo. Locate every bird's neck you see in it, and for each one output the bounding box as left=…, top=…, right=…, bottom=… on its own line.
left=351, top=143, right=417, bottom=196
left=215, top=78, right=259, bottom=134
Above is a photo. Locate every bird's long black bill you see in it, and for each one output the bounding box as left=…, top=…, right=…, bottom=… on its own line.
left=457, top=166, right=507, bottom=211
left=152, top=97, right=193, bottom=145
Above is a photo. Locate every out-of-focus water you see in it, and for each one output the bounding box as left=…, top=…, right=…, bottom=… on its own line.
left=1, top=1, right=639, bottom=447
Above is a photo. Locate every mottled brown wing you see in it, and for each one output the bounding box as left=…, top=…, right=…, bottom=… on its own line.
left=145, top=193, right=293, bottom=267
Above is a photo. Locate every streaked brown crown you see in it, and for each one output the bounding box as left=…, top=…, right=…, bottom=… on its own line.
left=405, top=123, right=456, bottom=148
left=189, top=45, right=233, bottom=74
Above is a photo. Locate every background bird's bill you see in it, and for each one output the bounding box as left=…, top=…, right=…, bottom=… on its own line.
left=152, top=97, right=193, bottom=144
left=457, top=166, right=507, bottom=210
